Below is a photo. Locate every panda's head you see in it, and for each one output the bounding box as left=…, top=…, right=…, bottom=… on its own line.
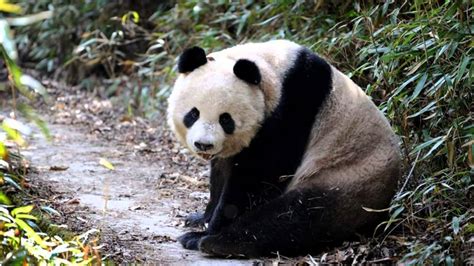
left=167, top=46, right=265, bottom=160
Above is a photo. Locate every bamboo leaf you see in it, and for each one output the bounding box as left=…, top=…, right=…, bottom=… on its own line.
left=452, top=216, right=460, bottom=235
left=1, top=119, right=27, bottom=146
left=5, top=11, right=53, bottom=26
left=455, top=56, right=470, bottom=84
left=11, top=205, right=34, bottom=216
left=40, top=206, right=61, bottom=216
left=14, top=218, right=47, bottom=248
left=20, top=75, right=48, bottom=98
left=407, top=101, right=436, bottom=118
left=0, top=190, right=12, bottom=205
left=421, top=136, right=446, bottom=160
left=0, top=1, right=22, bottom=13
left=15, top=214, right=38, bottom=221
left=362, top=206, right=391, bottom=212
left=0, top=141, right=7, bottom=160
left=0, top=20, right=17, bottom=60
left=409, top=73, right=428, bottom=103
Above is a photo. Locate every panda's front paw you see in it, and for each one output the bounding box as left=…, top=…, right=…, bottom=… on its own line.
left=177, top=231, right=207, bottom=250
left=184, top=212, right=206, bottom=227
left=199, top=234, right=257, bottom=258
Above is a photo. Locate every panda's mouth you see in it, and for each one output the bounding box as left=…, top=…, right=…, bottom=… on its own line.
left=197, top=152, right=216, bottom=160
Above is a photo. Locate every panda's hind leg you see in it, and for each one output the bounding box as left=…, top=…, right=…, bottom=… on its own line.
left=198, top=188, right=339, bottom=257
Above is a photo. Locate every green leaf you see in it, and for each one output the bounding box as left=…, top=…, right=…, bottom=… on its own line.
left=18, top=103, right=51, bottom=140
left=409, top=73, right=428, bottom=103
left=3, top=249, right=28, bottom=266
left=20, top=74, right=48, bottom=98
left=1, top=119, right=27, bottom=146
left=0, top=2, right=22, bottom=13
left=121, top=11, right=140, bottom=25
left=15, top=214, right=38, bottom=221
left=393, top=73, right=420, bottom=97
left=421, top=136, right=446, bottom=160
left=11, top=205, right=34, bottom=217
left=0, top=20, right=18, bottom=60
left=456, top=56, right=470, bottom=84
left=0, top=44, right=34, bottom=99
left=5, top=10, right=53, bottom=26
left=40, top=206, right=61, bottom=216
left=14, top=217, right=47, bottom=248
left=452, top=216, right=460, bottom=235
left=362, top=206, right=391, bottom=212
left=0, top=141, right=7, bottom=160
left=4, top=175, right=22, bottom=190
left=412, top=136, right=443, bottom=153
left=0, top=190, right=12, bottom=205
left=407, top=101, right=436, bottom=118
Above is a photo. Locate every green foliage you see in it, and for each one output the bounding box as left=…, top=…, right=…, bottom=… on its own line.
left=0, top=121, right=102, bottom=264
left=1, top=2, right=102, bottom=263
left=0, top=203, right=101, bottom=264
left=14, top=0, right=110, bottom=72
left=0, top=124, right=103, bottom=264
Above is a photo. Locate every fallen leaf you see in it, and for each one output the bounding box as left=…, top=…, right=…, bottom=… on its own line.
left=99, top=158, right=115, bottom=170
left=49, top=165, right=69, bottom=171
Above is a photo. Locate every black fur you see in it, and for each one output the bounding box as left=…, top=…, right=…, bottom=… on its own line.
left=199, top=188, right=341, bottom=257
left=179, top=48, right=333, bottom=256
left=219, top=113, right=235, bottom=134
left=178, top=46, right=207, bottom=73
left=231, top=48, right=332, bottom=187
left=233, top=59, right=261, bottom=85
left=183, top=107, right=199, bottom=128
left=183, top=159, right=230, bottom=228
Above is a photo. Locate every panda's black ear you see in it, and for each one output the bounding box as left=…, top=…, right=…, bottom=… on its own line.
left=178, top=46, right=207, bottom=73
left=233, top=59, right=261, bottom=85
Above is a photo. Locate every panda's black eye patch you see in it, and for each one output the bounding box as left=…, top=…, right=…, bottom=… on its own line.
left=219, top=112, right=235, bottom=134
left=183, top=107, right=200, bottom=128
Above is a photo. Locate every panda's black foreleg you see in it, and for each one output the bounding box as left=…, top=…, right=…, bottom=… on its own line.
left=179, top=173, right=265, bottom=250
left=198, top=188, right=339, bottom=258
left=184, top=158, right=230, bottom=227
left=179, top=158, right=237, bottom=249
left=183, top=180, right=221, bottom=227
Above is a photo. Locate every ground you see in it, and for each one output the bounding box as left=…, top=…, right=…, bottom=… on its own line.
left=11, top=80, right=398, bottom=264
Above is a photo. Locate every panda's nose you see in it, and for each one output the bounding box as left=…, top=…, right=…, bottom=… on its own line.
left=194, top=141, right=214, bottom=151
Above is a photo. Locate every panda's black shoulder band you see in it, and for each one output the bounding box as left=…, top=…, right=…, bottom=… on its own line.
left=233, top=59, right=261, bottom=85
left=178, top=46, right=207, bottom=73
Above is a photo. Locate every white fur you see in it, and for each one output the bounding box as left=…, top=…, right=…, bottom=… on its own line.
left=167, top=55, right=266, bottom=158
left=167, top=40, right=301, bottom=158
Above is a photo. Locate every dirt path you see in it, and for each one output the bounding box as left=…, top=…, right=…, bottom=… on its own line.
left=24, top=111, right=255, bottom=264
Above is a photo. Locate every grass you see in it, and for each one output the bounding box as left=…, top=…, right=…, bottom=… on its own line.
left=7, top=0, right=474, bottom=264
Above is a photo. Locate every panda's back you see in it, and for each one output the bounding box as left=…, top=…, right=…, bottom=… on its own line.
left=217, top=40, right=400, bottom=202
left=224, top=40, right=400, bottom=205
left=292, top=66, right=401, bottom=187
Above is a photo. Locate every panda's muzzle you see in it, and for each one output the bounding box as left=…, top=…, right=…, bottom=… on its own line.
left=194, top=141, right=214, bottom=152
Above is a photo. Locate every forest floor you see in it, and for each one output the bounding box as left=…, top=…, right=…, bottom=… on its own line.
left=21, top=80, right=252, bottom=264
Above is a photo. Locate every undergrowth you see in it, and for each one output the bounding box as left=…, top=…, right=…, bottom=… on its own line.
left=8, top=0, right=474, bottom=264
left=0, top=141, right=102, bottom=264
left=1, top=1, right=102, bottom=263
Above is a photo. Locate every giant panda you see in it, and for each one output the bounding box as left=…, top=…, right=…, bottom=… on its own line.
left=167, top=40, right=401, bottom=257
